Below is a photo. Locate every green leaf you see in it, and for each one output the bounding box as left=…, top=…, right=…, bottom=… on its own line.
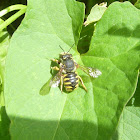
left=84, top=2, right=107, bottom=26
left=135, top=0, right=140, bottom=9
left=4, top=1, right=140, bottom=140
left=112, top=106, right=140, bottom=140
left=0, top=18, right=10, bottom=140
left=81, top=1, right=140, bottom=139
left=5, top=0, right=95, bottom=139
left=0, top=18, right=9, bottom=106
left=0, top=19, right=9, bottom=88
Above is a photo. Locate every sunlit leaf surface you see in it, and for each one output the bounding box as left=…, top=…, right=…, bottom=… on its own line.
left=4, top=1, right=140, bottom=139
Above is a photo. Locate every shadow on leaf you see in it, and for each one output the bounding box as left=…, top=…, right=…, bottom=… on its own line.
left=39, top=60, right=59, bottom=96
left=8, top=114, right=119, bottom=140
left=106, top=24, right=140, bottom=38
left=127, top=75, right=140, bottom=107
left=0, top=107, right=11, bottom=140
left=39, top=77, right=51, bottom=96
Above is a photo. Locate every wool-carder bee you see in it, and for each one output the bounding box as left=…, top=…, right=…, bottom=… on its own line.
left=50, top=45, right=102, bottom=92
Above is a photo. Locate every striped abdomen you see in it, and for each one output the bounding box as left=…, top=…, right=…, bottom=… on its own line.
left=63, top=72, right=79, bottom=92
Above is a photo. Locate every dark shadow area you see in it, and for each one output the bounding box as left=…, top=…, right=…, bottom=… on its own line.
left=106, top=24, right=140, bottom=38
left=0, top=0, right=27, bottom=10
left=39, top=77, right=51, bottom=96
left=7, top=114, right=119, bottom=140
left=76, top=0, right=138, bottom=15
left=77, top=23, right=95, bottom=54
left=0, top=107, right=11, bottom=140
left=127, top=75, right=140, bottom=107
left=0, top=0, right=27, bottom=35
left=112, top=130, right=119, bottom=140
left=131, top=43, right=140, bottom=52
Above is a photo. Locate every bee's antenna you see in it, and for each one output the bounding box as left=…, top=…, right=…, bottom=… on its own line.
left=67, top=44, right=75, bottom=53
left=59, top=45, right=65, bottom=53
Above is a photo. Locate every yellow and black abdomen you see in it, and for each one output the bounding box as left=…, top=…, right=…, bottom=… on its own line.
left=63, top=72, right=79, bottom=92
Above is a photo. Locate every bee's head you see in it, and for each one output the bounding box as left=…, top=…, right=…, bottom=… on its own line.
left=59, top=53, right=72, bottom=60
left=59, top=52, right=74, bottom=72
left=58, top=44, right=74, bottom=61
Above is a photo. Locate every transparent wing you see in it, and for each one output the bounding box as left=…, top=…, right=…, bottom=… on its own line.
left=78, top=65, right=102, bottom=78
left=49, top=72, right=61, bottom=87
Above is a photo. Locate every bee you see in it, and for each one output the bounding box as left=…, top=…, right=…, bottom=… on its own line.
left=50, top=45, right=102, bottom=92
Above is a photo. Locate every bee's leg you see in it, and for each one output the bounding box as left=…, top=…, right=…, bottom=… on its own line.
left=60, top=75, right=64, bottom=93
left=51, top=59, right=60, bottom=64
left=74, top=62, right=79, bottom=69
left=78, top=76, right=88, bottom=92
left=51, top=66, right=59, bottom=71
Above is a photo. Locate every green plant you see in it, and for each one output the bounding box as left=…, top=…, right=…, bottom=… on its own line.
left=0, top=0, right=140, bottom=140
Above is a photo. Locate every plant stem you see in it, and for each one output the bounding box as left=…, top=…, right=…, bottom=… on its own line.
left=0, top=4, right=26, bottom=17
left=0, top=7, right=27, bottom=31
left=1, top=17, right=16, bottom=32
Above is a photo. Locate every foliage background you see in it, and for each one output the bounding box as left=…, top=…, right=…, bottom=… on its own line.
left=0, top=0, right=140, bottom=140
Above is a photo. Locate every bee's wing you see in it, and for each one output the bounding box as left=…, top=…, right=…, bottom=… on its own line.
left=78, top=65, right=102, bottom=78
left=39, top=72, right=61, bottom=95
left=49, top=72, right=61, bottom=87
